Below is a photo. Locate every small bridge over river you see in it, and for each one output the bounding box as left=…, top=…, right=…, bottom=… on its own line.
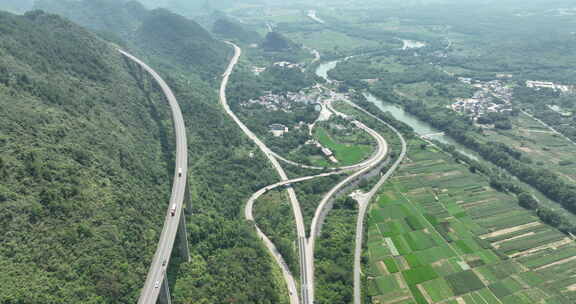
left=420, top=132, right=445, bottom=140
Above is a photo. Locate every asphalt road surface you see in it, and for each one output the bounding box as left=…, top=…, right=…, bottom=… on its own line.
left=119, top=50, right=189, bottom=304
left=221, top=42, right=307, bottom=304
left=345, top=100, right=408, bottom=304
left=245, top=171, right=348, bottom=304
left=306, top=103, right=390, bottom=301
left=222, top=43, right=395, bottom=304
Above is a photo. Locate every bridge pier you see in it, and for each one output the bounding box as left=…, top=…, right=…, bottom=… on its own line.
left=177, top=209, right=191, bottom=262
left=184, top=181, right=192, bottom=215
left=158, top=275, right=172, bottom=304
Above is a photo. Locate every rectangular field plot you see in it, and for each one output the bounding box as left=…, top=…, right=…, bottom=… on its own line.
left=367, top=142, right=575, bottom=303
left=497, top=230, right=568, bottom=255
left=474, top=260, right=525, bottom=284
left=445, top=270, right=485, bottom=296
left=404, top=230, right=439, bottom=251
left=378, top=221, right=410, bottom=237
left=369, top=243, right=392, bottom=260
left=414, top=245, right=457, bottom=264
left=374, top=274, right=400, bottom=293
left=420, top=277, right=454, bottom=302
left=474, top=210, right=537, bottom=231
left=483, top=222, right=546, bottom=243
left=383, top=257, right=400, bottom=273
left=466, top=200, right=520, bottom=219
left=402, top=265, right=439, bottom=285
left=405, top=215, right=427, bottom=230
left=520, top=244, right=576, bottom=269
left=476, top=288, right=503, bottom=304
left=432, top=258, right=462, bottom=277
left=391, top=235, right=413, bottom=255
left=371, top=274, right=413, bottom=304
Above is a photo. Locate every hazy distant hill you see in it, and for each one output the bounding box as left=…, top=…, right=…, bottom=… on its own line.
left=134, top=8, right=231, bottom=79
left=34, top=0, right=146, bottom=35
left=213, top=17, right=261, bottom=43
left=0, top=0, right=34, bottom=13
left=34, top=0, right=231, bottom=80
left=262, top=31, right=298, bottom=52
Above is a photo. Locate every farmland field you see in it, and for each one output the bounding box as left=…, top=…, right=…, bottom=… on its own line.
left=314, top=125, right=374, bottom=166
left=365, top=139, right=576, bottom=304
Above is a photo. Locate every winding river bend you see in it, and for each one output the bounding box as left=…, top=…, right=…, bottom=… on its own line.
left=316, top=61, right=451, bottom=139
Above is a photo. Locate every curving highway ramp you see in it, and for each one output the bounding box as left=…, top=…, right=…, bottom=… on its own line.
left=221, top=43, right=401, bottom=304
left=345, top=100, right=408, bottom=304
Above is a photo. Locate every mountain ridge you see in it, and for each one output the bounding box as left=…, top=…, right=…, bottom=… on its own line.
left=34, top=0, right=231, bottom=81
left=0, top=7, right=283, bottom=303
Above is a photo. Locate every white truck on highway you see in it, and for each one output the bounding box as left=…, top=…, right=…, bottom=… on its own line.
left=170, top=204, right=176, bottom=216
left=178, top=168, right=182, bottom=177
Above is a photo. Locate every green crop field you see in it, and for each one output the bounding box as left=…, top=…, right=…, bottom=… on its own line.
left=366, top=139, right=576, bottom=304
left=314, top=126, right=373, bottom=166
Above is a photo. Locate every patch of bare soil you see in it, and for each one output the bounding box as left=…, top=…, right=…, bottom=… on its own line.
left=509, top=238, right=573, bottom=259
left=535, top=255, right=576, bottom=271
left=461, top=198, right=497, bottom=209
left=493, top=232, right=535, bottom=248
left=417, top=284, right=434, bottom=304
left=377, top=261, right=389, bottom=275
left=480, top=222, right=541, bottom=239
left=395, top=273, right=407, bottom=289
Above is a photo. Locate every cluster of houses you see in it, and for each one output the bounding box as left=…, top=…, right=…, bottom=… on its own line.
left=451, top=76, right=576, bottom=122
left=251, top=61, right=303, bottom=76
left=241, top=90, right=316, bottom=112
left=450, top=78, right=513, bottom=119
left=250, top=83, right=361, bottom=164
left=273, top=61, right=303, bottom=69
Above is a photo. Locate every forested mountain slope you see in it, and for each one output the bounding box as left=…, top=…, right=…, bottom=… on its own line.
left=213, top=17, right=262, bottom=44
left=0, top=10, right=172, bottom=302
left=134, top=8, right=230, bottom=80
left=0, top=9, right=282, bottom=303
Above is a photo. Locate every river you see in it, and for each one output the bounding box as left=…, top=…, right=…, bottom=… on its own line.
left=315, top=60, right=478, bottom=159
left=313, top=60, right=576, bottom=218
left=315, top=60, right=339, bottom=81
left=400, top=39, right=427, bottom=50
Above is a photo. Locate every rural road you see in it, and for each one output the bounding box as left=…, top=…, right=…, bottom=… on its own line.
left=222, top=43, right=397, bottom=304
left=344, top=101, right=408, bottom=304
left=271, top=101, right=386, bottom=173
left=119, top=50, right=189, bottom=304
left=221, top=42, right=307, bottom=304
left=306, top=102, right=390, bottom=302
left=245, top=171, right=350, bottom=304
